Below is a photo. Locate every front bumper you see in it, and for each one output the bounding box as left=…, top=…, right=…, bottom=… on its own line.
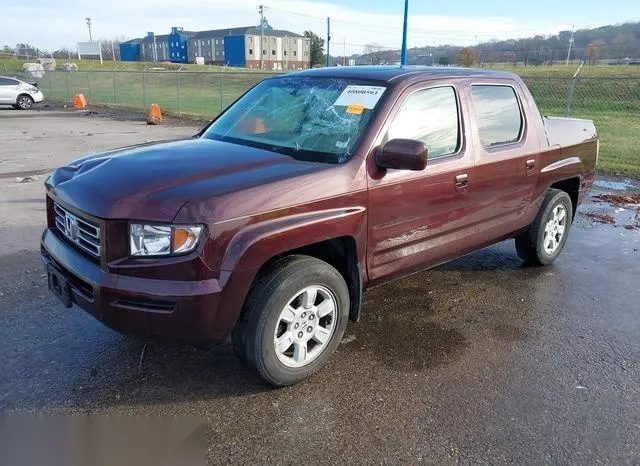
left=41, top=227, right=230, bottom=342
left=32, top=91, right=44, bottom=103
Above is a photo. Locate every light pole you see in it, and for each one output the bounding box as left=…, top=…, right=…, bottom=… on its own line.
left=565, top=25, right=575, bottom=66
left=258, top=4, right=264, bottom=69
left=86, top=17, right=93, bottom=42
left=400, top=0, right=408, bottom=66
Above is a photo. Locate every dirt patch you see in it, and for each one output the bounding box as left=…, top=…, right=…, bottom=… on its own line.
left=624, top=210, right=640, bottom=231
left=580, top=212, right=617, bottom=224
left=596, top=193, right=640, bottom=207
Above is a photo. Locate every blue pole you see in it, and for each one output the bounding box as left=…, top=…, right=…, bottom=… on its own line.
left=400, top=0, right=408, bottom=65
left=326, top=17, right=331, bottom=67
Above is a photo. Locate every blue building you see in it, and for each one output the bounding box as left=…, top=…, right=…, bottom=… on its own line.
left=120, top=22, right=311, bottom=70
left=119, top=39, right=141, bottom=62
left=168, top=27, right=193, bottom=63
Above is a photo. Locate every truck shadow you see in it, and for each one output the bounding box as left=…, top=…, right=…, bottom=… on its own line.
left=1, top=240, right=551, bottom=411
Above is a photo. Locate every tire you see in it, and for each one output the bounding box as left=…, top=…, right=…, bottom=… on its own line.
left=16, top=94, right=34, bottom=110
left=515, top=188, right=573, bottom=266
left=233, top=255, right=349, bottom=386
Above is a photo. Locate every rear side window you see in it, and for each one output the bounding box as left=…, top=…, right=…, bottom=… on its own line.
left=471, top=85, right=523, bottom=148
left=0, top=78, right=18, bottom=86
left=386, top=86, right=460, bottom=158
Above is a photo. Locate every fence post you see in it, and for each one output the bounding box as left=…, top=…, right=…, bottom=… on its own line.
left=66, top=71, right=71, bottom=104
left=220, top=71, right=223, bottom=115
left=142, top=70, right=146, bottom=110
left=113, top=71, right=117, bottom=105
left=48, top=72, right=53, bottom=100
left=565, top=77, right=576, bottom=117
left=176, top=71, right=180, bottom=116
left=565, top=61, right=584, bottom=117
left=86, top=72, right=93, bottom=104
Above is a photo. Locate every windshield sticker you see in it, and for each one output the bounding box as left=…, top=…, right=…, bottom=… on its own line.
left=346, top=104, right=365, bottom=115
left=334, top=85, right=386, bottom=109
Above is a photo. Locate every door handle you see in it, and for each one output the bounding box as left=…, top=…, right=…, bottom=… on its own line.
left=525, top=159, right=536, bottom=171
left=455, top=173, right=469, bottom=191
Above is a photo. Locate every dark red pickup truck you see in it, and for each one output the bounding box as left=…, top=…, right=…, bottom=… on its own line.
left=42, top=67, right=597, bottom=385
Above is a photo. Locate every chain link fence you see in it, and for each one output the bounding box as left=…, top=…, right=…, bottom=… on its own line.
left=521, top=76, right=640, bottom=117
left=30, top=70, right=640, bottom=121
left=2, top=68, right=635, bottom=173
left=37, top=70, right=280, bottom=119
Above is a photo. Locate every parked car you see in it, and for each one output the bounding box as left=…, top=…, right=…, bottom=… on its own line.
left=41, top=67, right=598, bottom=386
left=0, top=76, right=44, bottom=109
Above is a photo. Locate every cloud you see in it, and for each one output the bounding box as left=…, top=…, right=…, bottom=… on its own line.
left=1, top=0, right=577, bottom=54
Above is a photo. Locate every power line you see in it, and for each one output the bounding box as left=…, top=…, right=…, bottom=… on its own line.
left=264, top=5, right=577, bottom=39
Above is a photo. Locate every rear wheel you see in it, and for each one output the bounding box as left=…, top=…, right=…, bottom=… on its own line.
left=16, top=94, right=34, bottom=110
left=233, top=255, right=349, bottom=386
left=516, top=189, right=573, bottom=265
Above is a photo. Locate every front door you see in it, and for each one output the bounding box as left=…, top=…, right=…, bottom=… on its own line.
left=0, top=78, right=19, bottom=104
left=367, top=81, right=476, bottom=284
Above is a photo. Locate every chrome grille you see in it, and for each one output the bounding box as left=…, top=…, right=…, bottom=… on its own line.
left=54, top=203, right=101, bottom=258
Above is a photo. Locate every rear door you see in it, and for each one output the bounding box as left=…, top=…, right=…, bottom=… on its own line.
left=367, top=80, right=477, bottom=284
left=463, top=81, right=542, bottom=239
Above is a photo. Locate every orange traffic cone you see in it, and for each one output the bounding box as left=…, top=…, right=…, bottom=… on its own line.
left=146, top=104, right=163, bottom=125
left=73, top=94, right=87, bottom=109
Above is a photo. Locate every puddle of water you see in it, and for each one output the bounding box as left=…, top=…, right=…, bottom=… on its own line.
left=594, top=179, right=639, bottom=191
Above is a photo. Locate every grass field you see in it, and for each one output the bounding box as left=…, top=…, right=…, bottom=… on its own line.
left=2, top=57, right=638, bottom=176
left=0, top=58, right=272, bottom=73
left=3, top=57, right=640, bottom=76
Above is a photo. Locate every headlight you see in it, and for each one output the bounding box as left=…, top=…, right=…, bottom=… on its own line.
left=129, top=224, right=203, bottom=257
left=28, top=86, right=39, bottom=93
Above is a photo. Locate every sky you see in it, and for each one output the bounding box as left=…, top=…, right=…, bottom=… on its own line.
left=2, top=0, right=638, bottom=55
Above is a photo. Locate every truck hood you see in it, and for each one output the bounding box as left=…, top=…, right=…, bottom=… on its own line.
left=46, top=138, right=330, bottom=221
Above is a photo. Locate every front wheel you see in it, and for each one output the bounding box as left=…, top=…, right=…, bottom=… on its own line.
left=516, top=188, right=573, bottom=265
left=233, top=255, right=349, bottom=386
left=16, top=94, right=34, bottom=110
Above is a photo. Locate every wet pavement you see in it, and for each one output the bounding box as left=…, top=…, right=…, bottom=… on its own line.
left=1, top=109, right=639, bottom=464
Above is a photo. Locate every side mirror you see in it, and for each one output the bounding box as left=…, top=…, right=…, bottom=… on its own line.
left=375, top=139, right=428, bottom=171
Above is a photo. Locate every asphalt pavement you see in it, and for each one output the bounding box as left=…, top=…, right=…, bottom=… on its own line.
left=1, top=108, right=639, bottom=464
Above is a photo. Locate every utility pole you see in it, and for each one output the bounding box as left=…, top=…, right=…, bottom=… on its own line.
left=86, top=17, right=93, bottom=42
left=400, top=0, right=408, bottom=65
left=326, top=17, right=330, bottom=67
left=565, top=25, right=575, bottom=66
left=111, top=40, right=116, bottom=61
left=259, top=4, right=264, bottom=69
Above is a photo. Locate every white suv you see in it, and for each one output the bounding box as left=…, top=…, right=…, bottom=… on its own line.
left=0, top=76, right=44, bottom=109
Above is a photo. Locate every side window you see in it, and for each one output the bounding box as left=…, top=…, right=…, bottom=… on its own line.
left=0, top=78, right=17, bottom=86
left=386, top=86, right=460, bottom=158
left=471, top=85, right=523, bottom=148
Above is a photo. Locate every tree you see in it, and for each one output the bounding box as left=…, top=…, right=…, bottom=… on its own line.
left=586, top=39, right=606, bottom=65
left=100, top=39, right=121, bottom=61
left=14, top=43, right=40, bottom=60
left=457, top=47, right=478, bottom=67
left=304, top=31, right=325, bottom=66
left=437, top=56, right=450, bottom=65
left=52, top=48, right=74, bottom=60
left=363, top=43, right=399, bottom=65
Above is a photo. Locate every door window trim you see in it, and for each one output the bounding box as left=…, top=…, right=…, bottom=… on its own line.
left=469, top=82, right=526, bottom=151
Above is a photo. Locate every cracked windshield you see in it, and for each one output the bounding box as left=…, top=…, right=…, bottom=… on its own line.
left=203, top=78, right=386, bottom=163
